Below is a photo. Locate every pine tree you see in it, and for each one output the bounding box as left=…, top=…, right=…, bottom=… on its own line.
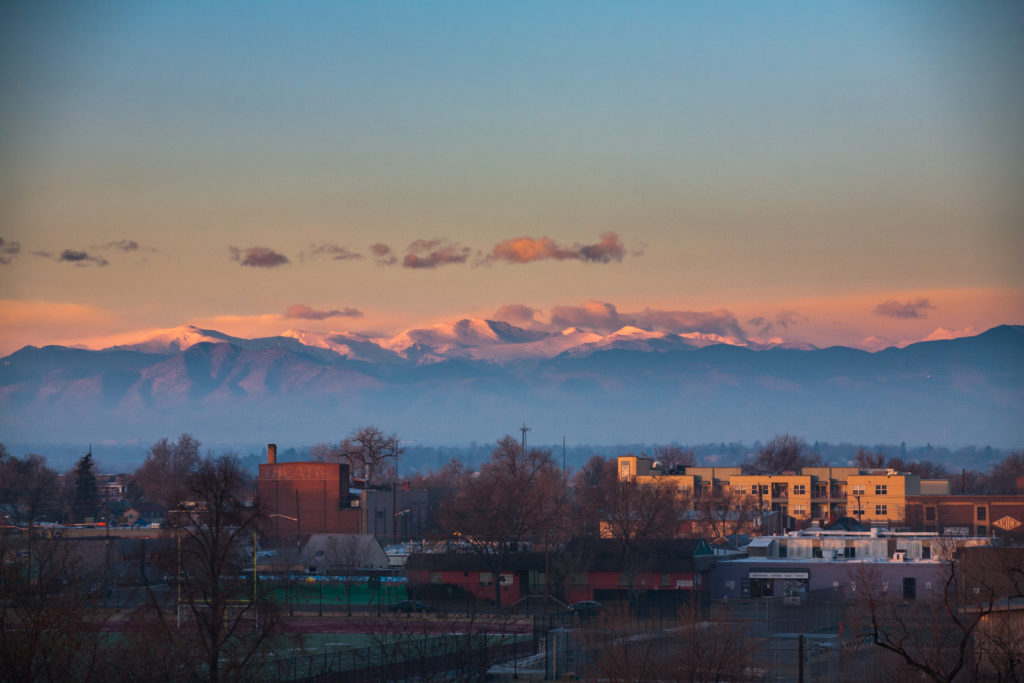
left=72, top=451, right=98, bottom=522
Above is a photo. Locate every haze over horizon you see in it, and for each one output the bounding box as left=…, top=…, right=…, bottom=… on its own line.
left=1, top=2, right=1022, bottom=359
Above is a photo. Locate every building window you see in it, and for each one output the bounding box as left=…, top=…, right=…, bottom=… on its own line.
left=903, top=577, right=916, bottom=600
left=479, top=572, right=493, bottom=586
left=570, top=572, right=587, bottom=586
left=430, top=572, right=443, bottom=584
left=925, top=506, right=936, bottom=521
left=844, top=547, right=857, bottom=559
left=875, top=484, right=888, bottom=495
left=755, top=484, right=768, bottom=495
left=620, top=461, right=631, bottom=478
left=734, top=486, right=747, bottom=495
left=976, top=507, right=986, bottom=521
left=792, top=505, right=806, bottom=516
left=619, top=573, right=630, bottom=586
left=661, top=573, right=671, bottom=587
left=922, top=546, right=931, bottom=560
left=813, top=547, right=823, bottom=558
left=778, top=544, right=788, bottom=558
left=793, top=484, right=806, bottom=495
left=851, top=485, right=865, bottom=496
left=814, top=483, right=828, bottom=498
left=977, top=525, right=987, bottom=536
left=875, top=504, right=888, bottom=516
left=853, top=508, right=865, bottom=518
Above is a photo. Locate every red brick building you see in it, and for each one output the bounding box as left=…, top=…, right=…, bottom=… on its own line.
left=905, top=495, right=1024, bottom=539
left=257, top=444, right=360, bottom=538
left=405, top=538, right=715, bottom=608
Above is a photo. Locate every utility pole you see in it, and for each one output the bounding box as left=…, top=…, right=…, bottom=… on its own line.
left=520, top=424, right=530, bottom=455
left=562, top=436, right=566, bottom=479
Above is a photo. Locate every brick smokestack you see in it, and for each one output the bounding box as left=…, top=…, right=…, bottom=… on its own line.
left=268, top=443, right=277, bottom=464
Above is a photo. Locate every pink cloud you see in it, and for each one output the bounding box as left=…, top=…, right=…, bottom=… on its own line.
left=483, top=231, right=627, bottom=265
left=307, top=243, right=362, bottom=261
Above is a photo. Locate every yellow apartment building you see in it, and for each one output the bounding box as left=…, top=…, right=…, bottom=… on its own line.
left=616, top=455, right=949, bottom=527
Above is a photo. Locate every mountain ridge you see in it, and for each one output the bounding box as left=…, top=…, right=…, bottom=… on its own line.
left=1, top=324, right=1021, bottom=447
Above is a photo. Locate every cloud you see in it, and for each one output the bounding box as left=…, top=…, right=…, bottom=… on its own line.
left=229, top=246, right=290, bottom=268
left=53, top=249, right=109, bottom=266
left=371, top=243, right=397, bottom=266
left=492, top=304, right=542, bottom=328
left=285, top=304, right=363, bottom=320
left=0, top=237, right=21, bottom=264
left=482, top=231, right=627, bottom=265
left=402, top=239, right=471, bottom=269
left=548, top=300, right=743, bottom=337
left=102, top=239, right=140, bottom=252
left=748, top=310, right=802, bottom=336
left=873, top=298, right=934, bottom=319
left=306, top=242, right=362, bottom=261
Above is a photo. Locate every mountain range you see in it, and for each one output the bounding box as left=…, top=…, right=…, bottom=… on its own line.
left=1, top=321, right=1021, bottom=447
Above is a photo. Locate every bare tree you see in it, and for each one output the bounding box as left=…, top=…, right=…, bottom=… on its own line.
left=0, top=532, right=110, bottom=681
left=133, top=434, right=202, bottom=508
left=692, top=489, right=762, bottom=540
left=745, top=434, right=821, bottom=474
left=571, top=455, right=618, bottom=538
left=653, top=444, right=696, bottom=469
left=313, top=425, right=403, bottom=485
left=852, top=546, right=1024, bottom=682
left=439, top=435, right=566, bottom=608
left=594, top=477, right=683, bottom=595
left=0, top=451, right=59, bottom=527
left=153, top=454, right=281, bottom=682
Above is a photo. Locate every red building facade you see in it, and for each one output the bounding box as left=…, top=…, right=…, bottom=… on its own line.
left=257, top=444, right=360, bottom=537
left=905, top=495, right=1024, bottom=539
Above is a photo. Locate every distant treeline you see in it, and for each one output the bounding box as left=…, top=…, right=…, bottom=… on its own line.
left=2, top=438, right=1015, bottom=479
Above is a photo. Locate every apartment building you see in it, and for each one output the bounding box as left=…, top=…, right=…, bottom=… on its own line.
left=616, top=455, right=950, bottom=527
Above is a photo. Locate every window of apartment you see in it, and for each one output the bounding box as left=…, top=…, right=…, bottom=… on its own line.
left=976, top=507, right=986, bottom=521
left=757, top=484, right=769, bottom=495
left=733, top=486, right=747, bottom=495
left=875, top=484, right=888, bottom=495
left=844, top=547, right=857, bottom=559
left=925, top=506, right=936, bottom=521
left=620, top=461, right=631, bottom=478
left=852, top=485, right=865, bottom=496
left=479, top=572, right=493, bottom=586
left=792, top=505, right=807, bottom=516
left=921, top=546, right=931, bottom=560
left=814, top=483, right=829, bottom=498
left=853, top=508, right=865, bottom=518
left=875, top=504, right=888, bottom=516
left=793, top=484, right=806, bottom=496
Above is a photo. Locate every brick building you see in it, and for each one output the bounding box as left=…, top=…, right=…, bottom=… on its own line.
left=905, top=495, right=1024, bottom=539
left=257, top=444, right=360, bottom=538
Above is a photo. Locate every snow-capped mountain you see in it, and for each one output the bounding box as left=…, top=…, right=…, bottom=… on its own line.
left=2, top=323, right=1021, bottom=447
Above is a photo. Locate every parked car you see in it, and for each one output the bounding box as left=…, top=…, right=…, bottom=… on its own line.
left=569, top=600, right=603, bottom=619
left=389, top=600, right=435, bottom=613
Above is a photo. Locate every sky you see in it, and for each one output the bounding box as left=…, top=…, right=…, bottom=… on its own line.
left=1, top=1, right=1022, bottom=357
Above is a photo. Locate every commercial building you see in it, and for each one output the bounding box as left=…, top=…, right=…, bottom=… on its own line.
left=905, top=494, right=1024, bottom=539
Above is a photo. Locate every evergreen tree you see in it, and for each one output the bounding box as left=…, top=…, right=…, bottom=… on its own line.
left=72, top=451, right=98, bottom=522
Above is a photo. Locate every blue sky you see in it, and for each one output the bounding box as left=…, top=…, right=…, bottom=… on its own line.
left=0, top=1, right=1021, bottom=354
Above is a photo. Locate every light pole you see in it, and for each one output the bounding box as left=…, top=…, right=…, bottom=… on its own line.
left=392, top=452, right=399, bottom=545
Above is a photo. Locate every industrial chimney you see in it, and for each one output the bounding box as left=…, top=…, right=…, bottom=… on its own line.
left=267, top=443, right=277, bottom=464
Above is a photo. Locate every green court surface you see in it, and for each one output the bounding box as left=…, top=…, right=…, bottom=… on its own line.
left=264, top=580, right=407, bottom=607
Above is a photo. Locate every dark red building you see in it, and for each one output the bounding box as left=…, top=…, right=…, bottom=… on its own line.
left=257, top=444, right=360, bottom=537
